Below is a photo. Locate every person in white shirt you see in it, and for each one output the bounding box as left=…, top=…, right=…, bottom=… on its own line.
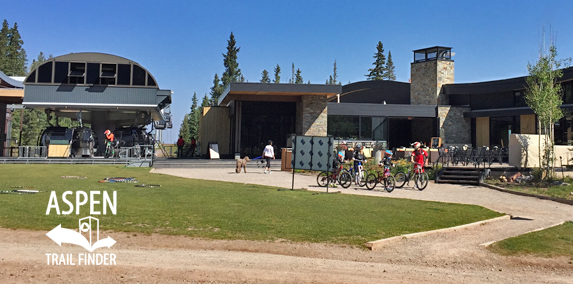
left=262, top=140, right=275, bottom=174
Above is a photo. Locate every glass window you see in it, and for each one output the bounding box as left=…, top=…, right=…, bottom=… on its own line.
left=69, top=62, right=85, bottom=84
left=54, top=62, right=68, bottom=84
left=426, top=48, right=438, bottom=60
left=117, top=64, right=131, bottom=85
left=132, top=65, right=146, bottom=86
left=37, top=62, right=53, bottom=83
left=372, top=117, right=388, bottom=141
left=25, top=70, right=36, bottom=83
left=100, top=64, right=116, bottom=78
left=414, top=51, right=426, bottom=62
left=514, top=91, right=527, bottom=107
left=86, top=63, right=99, bottom=85
left=147, top=74, right=157, bottom=86
left=327, top=116, right=359, bottom=139
left=360, top=117, right=372, bottom=139
left=490, top=116, right=520, bottom=147
left=564, top=83, right=572, bottom=104
left=437, top=48, right=451, bottom=60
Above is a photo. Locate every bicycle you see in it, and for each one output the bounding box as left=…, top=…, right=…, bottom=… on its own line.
left=343, top=160, right=367, bottom=187
left=316, top=164, right=352, bottom=188
left=365, top=163, right=396, bottom=192
left=394, top=163, right=429, bottom=190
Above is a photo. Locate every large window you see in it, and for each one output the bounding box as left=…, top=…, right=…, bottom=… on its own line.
left=68, top=62, right=86, bottom=84
left=490, top=116, right=520, bottom=147
left=328, top=115, right=389, bottom=140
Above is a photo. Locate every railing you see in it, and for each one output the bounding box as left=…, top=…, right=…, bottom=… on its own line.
left=18, top=146, right=48, bottom=159
left=433, top=146, right=508, bottom=168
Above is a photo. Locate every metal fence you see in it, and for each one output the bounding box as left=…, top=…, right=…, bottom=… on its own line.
left=433, top=146, right=508, bottom=168
left=18, top=146, right=48, bottom=159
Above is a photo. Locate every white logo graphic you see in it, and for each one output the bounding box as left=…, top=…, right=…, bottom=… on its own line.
left=46, top=216, right=116, bottom=252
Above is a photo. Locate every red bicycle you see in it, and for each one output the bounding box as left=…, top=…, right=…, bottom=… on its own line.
left=316, top=165, right=352, bottom=188
left=394, top=163, right=429, bottom=190
left=365, top=163, right=395, bottom=192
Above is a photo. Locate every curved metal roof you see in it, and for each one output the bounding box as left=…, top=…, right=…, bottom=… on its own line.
left=24, top=52, right=159, bottom=88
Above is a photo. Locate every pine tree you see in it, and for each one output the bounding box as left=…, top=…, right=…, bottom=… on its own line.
left=260, top=69, right=270, bottom=83
left=209, top=74, right=224, bottom=106
left=366, top=41, right=386, bottom=81
left=384, top=51, right=396, bottom=80
left=332, top=60, right=338, bottom=84
left=6, top=22, right=27, bottom=76
left=291, top=63, right=295, bottom=83
left=273, top=64, right=281, bottom=83
left=295, top=68, right=303, bottom=84
left=189, top=92, right=200, bottom=140
left=0, top=20, right=9, bottom=74
left=221, top=32, right=241, bottom=88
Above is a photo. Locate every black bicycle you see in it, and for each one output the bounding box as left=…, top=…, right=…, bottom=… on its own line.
left=394, top=163, right=429, bottom=190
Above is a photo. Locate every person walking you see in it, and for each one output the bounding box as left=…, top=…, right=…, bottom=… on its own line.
left=177, top=136, right=185, bottom=158
left=262, top=140, right=275, bottom=174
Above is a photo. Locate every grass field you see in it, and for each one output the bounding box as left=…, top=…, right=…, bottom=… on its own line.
left=489, top=222, right=573, bottom=258
left=0, top=164, right=503, bottom=247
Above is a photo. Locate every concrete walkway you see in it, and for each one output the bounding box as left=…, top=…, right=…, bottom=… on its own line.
left=151, top=165, right=573, bottom=248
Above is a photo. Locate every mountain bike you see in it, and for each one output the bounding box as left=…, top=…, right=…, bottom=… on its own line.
left=343, top=160, right=366, bottom=187
left=394, top=163, right=429, bottom=190
left=316, top=164, right=352, bottom=188
left=104, top=141, right=115, bottom=158
left=365, top=163, right=395, bottom=192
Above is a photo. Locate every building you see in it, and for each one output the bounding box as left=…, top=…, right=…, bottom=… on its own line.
left=202, top=46, right=573, bottom=157
left=22, top=52, right=172, bottom=154
left=0, top=70, right=24, bottom=156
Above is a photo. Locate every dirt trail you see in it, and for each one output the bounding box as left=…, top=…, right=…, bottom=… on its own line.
left=1, top=167, right=572, bottom=283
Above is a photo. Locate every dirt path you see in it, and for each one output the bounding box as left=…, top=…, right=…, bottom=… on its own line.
left=1, top=167, right=572, bottom=283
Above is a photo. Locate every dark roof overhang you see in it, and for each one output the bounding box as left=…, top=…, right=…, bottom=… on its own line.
left=328, top=102, right=436, bottom=118
left=219, top=83, right=341, bottom=106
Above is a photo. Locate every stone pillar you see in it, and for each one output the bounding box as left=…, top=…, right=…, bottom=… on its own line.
left=0, top=103, right=6, bottom=156
left=296, top=95, right=327, bottom=136
left=410, top=60, right=454, bottom=105
left=438, top=106, right=471, bottom=145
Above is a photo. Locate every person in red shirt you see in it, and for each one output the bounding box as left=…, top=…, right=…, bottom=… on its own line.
left=410, top=141, right=428, bottom=168
left=104, top=129, right=115, bottom=158
left=177, top=136, right=185, bottom=158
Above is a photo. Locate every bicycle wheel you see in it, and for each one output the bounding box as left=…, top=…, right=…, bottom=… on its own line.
left=394, top=172, right=407, bottom=188
left=358, top=171, right=367, bottom=187
left=339, top=172, right=352, bottom=188
left=316, top=172, right=328, bottom=187
left=384, top=175, right=396, bottom=193
left=365, top=173, right=377, bottom=190
left=415, top=172, right=429, bottom=191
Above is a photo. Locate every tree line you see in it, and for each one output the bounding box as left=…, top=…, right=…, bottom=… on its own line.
left=179, top=33, right=397, bottom=142
left=1, top=19, right=81, bottom=147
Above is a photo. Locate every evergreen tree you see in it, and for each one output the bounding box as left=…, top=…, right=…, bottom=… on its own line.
left=384, top=51, right=396, bottom=80
left=328, top=75, right=333, bottom=85
left=0, top=20, right=27, bottom=76
left=209, top=73, right=224, bottom=106
left=260, top=69, right=270, bottom=83
left=179, top=113, right=191, bottom=143
left=332, top=60, right=338, bottom=84
left=291, top=63, right=295, bottom=83
left=366, top=41, right=386, bottom=81
left=0, top=20, right=9, bottom=74
left=273, top=64, right=281, bottom=83
left=295, top=68, right=303, bottom=84
left=189, top=92, right=200, bottom=140
left=221, top=32, right=241, bottom=88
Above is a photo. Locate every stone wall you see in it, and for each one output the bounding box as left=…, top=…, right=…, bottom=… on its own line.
left=296, top=95, right=327, bottom=136
left=438, top=106, right=471, bottom=145
left=410, top=60, right=454, bottom=105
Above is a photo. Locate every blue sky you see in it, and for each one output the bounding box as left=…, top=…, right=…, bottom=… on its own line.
left=4, top=0, right=573, bottom=142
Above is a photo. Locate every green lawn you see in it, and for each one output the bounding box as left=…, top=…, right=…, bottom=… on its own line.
left=486, top=179, right=573, bottom=200
left=0, top=165, right=503, bottom=247
left=489, top=222, right=573, bottom=258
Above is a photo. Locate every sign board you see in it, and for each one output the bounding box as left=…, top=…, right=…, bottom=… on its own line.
left=291, top=136, right=333, bottom=171
left=209, top=143, right=220, bottom=159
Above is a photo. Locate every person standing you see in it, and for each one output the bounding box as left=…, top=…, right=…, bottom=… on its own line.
left=262, top=140, right=275, bottom=174
left=190, top=137, right=197, bottom=157
left=177, top=136, right=185, bottom=158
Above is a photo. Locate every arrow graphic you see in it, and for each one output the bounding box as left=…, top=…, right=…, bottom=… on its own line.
left=46, top=224, right=116, bottom=252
